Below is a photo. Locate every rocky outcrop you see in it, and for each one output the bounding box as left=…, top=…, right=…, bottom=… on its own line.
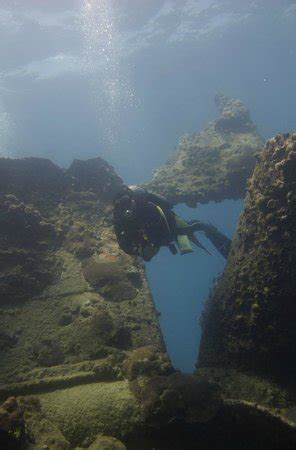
left=0, top=156, right=225, bottom=449
left=0, top=156, right=171, bottom=447
left=196, top=133, right=296, bottom=433
left=147, top=95, right=263, bottom=206
left=0, top=157, right=165, bottom=389
left=198, top=133, right=296, bottom=377
left=2, top=128, right=296, bottom=448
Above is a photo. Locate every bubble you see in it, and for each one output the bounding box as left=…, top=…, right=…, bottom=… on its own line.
left=0, top=100, right=15, bottom=158
left=80, top=0, right=137, bottom=152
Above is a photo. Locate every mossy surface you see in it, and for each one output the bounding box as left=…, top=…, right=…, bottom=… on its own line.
left=87, top=435, right=127, bottom=450
left=38, top=381, right=141, bottom=446
left=0, top=157, right=165, bottom=393
left=130, top=373, right=222, bottom=427
left=147, top=95, right=263, bottom=206
left=2, top=143, right=296, bottom=448
left=198, top=133, right=296, bottom=384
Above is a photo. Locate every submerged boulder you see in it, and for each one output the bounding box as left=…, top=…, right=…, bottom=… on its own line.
left=87, top=435, right=127, bottom=450
left=130, top=373, right=222, bottom=427
left=197, top=133, right=296, bottom=401
left=147, top=95, right=263, bottom=206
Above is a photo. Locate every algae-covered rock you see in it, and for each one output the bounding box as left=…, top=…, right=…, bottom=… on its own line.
left=0, top=396, right=23, bottom=433
left=0, top=156, right=165, bottom=393
left=18, top=396, right=70, bottom=450
left=87, top=435, right=127, bottom=450
left=38, top=381, right=141, bottom=445
left=147, top=95, right=263, bottom=206
left=0, top=195, right=59, bottom=305
left=198, top=133, right=296, bottom=381
left=123, top=346, right=173, bottom=380
left=83, top=254, right=138, bottom=301
left=214, top=94, right=256, bottom=132
left=130, top=373, right=221, bottom=427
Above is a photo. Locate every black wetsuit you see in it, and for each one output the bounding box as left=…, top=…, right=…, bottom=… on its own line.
left=113, top=185, right=231, bottom=261
left=113, top=186, right=175, bottom=259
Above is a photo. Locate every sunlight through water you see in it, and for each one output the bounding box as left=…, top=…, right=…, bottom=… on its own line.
left=81, top=0, right=137, bottom=156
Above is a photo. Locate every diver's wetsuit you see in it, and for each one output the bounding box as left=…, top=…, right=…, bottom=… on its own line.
left=113, top=185, right=231, bottom=261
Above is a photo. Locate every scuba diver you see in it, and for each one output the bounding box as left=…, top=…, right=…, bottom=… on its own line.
left=113, top=185, right=232, bottom=262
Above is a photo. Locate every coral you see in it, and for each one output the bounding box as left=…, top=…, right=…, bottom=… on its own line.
left=147, top=95, right=263, bottom=206
left=0, top=397, right=23, bottom=432
left=83, top=254, right=138, bottom=301
left=214, top=94, right=256, bottom=132
left=33, top=339, right=65, bottom=367
left=38, top=381, right=141, bottom=446
left=123, top=346, right=173, bottom=380
left=0, top=155, right=168, bottom=449
left=67, top=157, right=123, bottom=201
left=130, top=373, right=221, bottom=427
left=87, top=435, right=127, bottom=450
left=18, top=396, right=70, bottom=450
left=0, top=195, right=59, bottom=305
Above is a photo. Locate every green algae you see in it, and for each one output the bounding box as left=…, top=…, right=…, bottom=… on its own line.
left=38, top=381, right=141, bottom=446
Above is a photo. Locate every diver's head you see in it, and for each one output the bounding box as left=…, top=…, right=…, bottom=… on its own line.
left=113, top=184, right=130, bottom=204
left=114, top=194, right=137, bottom=221
left=114, top=194, right=131, bottom=209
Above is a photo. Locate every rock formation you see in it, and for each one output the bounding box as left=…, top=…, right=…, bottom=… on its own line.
left=197, top=133, right=296, bottom=423
left=147, top=94, right=263, bottom=206
left=198, top=132, right=296, bottom=374
left=1, top=104, right=296, bottom=448
left=0, top=156, right=221, bottom=449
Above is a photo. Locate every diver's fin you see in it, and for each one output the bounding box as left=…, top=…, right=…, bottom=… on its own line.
left=202, top=222, right=231, bottom=259
left=188, top=233, right=212, bottom=255
left=168, top=243, right=177, bottom=255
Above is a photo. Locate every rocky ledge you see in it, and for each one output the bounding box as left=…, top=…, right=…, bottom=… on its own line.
left=147, top=94, right=263, bottom=206
left=196, top=133, right=296, bottom=445
left=0, top=156, right=222, bottom=449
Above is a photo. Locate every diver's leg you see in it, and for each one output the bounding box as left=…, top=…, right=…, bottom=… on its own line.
left=176, top=219, right=231, bottom=258
left=173, top=215, right=193, bottom=254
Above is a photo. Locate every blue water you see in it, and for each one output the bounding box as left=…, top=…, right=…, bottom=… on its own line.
left=146, top=200, right=243, bottom=372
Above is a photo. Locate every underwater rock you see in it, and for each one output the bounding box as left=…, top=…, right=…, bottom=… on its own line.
left=123, top=346, right=173, bottom=380
left=147, top=95, right=263, bottom=206
left=0, top=396, right=23, bottom=433
left=58, top=312, right=73, bottom=326
left=87, top=435, right=127, bottom=450
left=0, top=195, right=59, bottom=305
left=18, top=396, right=70, bottom=450
left=0, top=158, right=65, bottom=214
left=33, top=339, right=65, bottom=367
left=0, top=330, right=18, bottom=349
left=214, top=94, right=256, bottom=132
left=67, top=157, right=122, bottom=201
left=83, top=254, right=138, bottom=301
left=130, top=373, right=222, bottom=427
left=208, top=398, right=296, bottom=450
left=198, top=133, right=296, bottom=381
left=37, top=381, right=141, bottom=445
left=0, top=155, right=166, bottom=449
